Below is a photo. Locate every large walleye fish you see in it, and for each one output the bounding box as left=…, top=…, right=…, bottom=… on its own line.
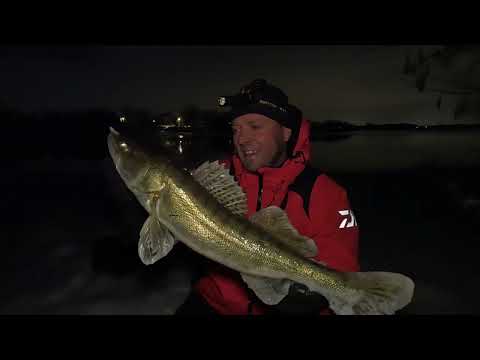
left=107, top=128, right=414, bottom=315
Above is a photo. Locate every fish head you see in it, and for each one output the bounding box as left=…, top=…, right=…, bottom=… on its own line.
left=108, top=127, right=169, bottom=201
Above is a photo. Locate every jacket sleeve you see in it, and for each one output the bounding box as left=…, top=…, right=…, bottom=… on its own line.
left=308, top=177, right=360, bottom=272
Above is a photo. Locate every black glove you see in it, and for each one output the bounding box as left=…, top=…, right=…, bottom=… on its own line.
left=266, top=282, right=330, bottom=316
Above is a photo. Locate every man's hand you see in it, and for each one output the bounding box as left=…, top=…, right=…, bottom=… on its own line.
left=268, top=283, right=330, bottom=315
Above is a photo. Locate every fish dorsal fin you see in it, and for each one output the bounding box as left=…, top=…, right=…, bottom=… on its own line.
left=250, top=206, right=318, bottom=258
left=191, top=160, right=247, bottom=217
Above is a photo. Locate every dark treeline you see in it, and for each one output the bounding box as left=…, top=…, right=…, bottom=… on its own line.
left=0, top=106, right=233, bottom=161
left=310, top=120, right=480, bottom=134
left=0, top=107, right=117, bottom=160
left=7, top=105, right=476, bottom=162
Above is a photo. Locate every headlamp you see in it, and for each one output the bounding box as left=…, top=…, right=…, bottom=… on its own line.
left=217, top=93, right=253, bottom=108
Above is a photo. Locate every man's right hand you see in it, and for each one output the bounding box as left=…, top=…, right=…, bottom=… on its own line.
left=267, top=283, right=330, bottom=315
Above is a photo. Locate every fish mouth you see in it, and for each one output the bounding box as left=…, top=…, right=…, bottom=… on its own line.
left=107, top=127, right=145, bottom=186
left=109, top=126, right=120, bottom=136
left=107, top=127, right=123, bottom=167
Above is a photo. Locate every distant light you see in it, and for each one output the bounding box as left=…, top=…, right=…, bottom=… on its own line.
left=120, top=116, right=126, bottom=123
left=152, top=119, right=156, bottom=123
left=178, top=134, right=184, bottom=139
left=177, top=117, right=182, bottom=122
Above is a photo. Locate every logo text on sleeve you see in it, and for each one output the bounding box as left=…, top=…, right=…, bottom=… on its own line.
left=338, top=210, right=357, bottom=229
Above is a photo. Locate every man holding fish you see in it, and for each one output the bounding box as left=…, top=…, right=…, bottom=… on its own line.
left=108, top=79, right=413, bottom=316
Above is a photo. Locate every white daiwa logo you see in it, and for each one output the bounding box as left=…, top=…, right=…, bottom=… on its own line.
left=338, top=210, right=357, bottom=229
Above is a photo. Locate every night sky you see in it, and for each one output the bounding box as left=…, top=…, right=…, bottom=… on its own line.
left=1, top=45, right=477, bottom=125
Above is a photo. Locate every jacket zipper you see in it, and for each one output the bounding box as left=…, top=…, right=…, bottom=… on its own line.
left=256, top=173, right=263, bottom=211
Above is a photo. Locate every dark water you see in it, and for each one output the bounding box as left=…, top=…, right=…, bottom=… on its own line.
left=1, top=129, right=479, bottom=314
left=312, top=130, right=480, bottom=172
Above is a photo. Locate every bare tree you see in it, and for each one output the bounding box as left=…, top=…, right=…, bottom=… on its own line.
left=403, top=45, right=480, bottom=121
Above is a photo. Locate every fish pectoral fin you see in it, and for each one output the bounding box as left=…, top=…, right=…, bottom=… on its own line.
left=249, top=206, right=318, bottom=258
left=191, top=160, right=247, bottom=217
left=241, top=273, right=292, bottom=305
left=138, top=215, right=177, bottom=265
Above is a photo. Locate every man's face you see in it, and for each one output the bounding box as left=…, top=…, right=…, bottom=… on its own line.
left=232, top=113, right=292, bottom=172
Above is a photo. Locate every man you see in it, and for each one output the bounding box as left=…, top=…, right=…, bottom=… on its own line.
left=176, top=79, right=359, bottom=315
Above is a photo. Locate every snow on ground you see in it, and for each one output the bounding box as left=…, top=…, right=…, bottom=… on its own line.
left=1, top=156, right=193, bottom=315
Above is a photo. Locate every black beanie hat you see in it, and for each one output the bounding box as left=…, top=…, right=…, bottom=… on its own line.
left=225, top=79, right=302, bottom=132
left=217, top=79, right=303, bottom=157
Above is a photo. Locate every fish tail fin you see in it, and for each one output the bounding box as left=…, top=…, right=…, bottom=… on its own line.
left=316, top=271, right=415, bottom=315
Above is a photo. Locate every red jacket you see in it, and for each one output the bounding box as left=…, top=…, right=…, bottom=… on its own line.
left=195, top=118, right=360, bottom=315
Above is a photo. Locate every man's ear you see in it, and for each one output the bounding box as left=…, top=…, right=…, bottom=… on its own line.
left=283, top=127, right=292, bottom=142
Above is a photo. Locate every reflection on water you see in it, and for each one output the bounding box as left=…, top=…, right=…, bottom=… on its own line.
left=156, top=132, right=232, bottom=169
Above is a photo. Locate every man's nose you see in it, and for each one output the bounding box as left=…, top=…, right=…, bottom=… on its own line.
left=236, top=129, right=252, bottom=145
